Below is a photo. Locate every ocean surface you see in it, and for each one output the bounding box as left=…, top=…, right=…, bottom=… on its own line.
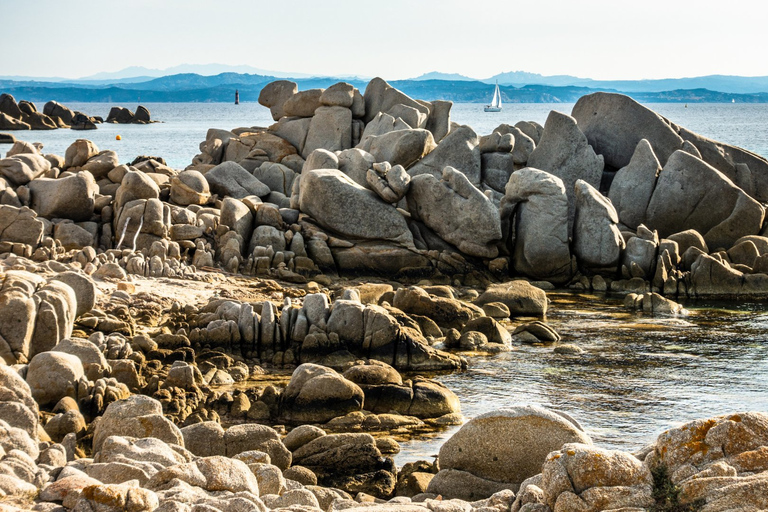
left=8, top=101, right=768, bottom=168
left=5, top=100, right=768, bottom=464
left=395, top=294, right=768, bottom=464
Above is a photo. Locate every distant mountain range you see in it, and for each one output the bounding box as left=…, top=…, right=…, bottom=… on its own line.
left=2, top=69, right=768, bottom=104
left=413, top=71, right=768, bottom=95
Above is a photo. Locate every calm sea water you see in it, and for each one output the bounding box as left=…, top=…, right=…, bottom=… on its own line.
left=5, top=100, right=768, bottom=464
left=396, top=294, right=768, bottom=464
left=6, top=102, right=768, bottom=168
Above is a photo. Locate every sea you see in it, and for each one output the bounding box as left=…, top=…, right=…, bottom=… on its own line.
left=6, top=101, right=768, bottom=463
left=9, top=101, right=768, bottom=169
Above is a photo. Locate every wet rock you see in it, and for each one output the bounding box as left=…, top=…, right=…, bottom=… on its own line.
left=474, top=280, right=548, bottom=316
left=292, top=432, right=396, bottom=498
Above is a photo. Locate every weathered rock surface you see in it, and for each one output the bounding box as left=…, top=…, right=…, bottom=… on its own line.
left=299, top=169, right=413, bottom=246
left=407, top=126, right=482, bottom=186
left=406, top=166, right=501, bottom=258
left=279, top=363, right=364, bottom=424
left=573, top=179, right=624, bottom=269
left=501, top=168, right=572, bottom=282
left=205, top=161, right=270, bottom=199
left=429, top=406, right=591, bottom=500
left=645, top=150, right=764, bottom=249
left=541, top=443, right=654, bottom=512
left=527, top=110, right=604, bottom=229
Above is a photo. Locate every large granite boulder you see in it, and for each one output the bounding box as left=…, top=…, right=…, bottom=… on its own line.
left=299, top=169, right=413, bottom=246
left=527, top=110, right=604, bottom=228
left=608, top=138, right=662, bottom=229
left=279, top=363, right=364, bottom=424
left=205, top=161, right=270, bottom=199
left=303, top=106, right=353, bottom=157
left=258, top=80, right=298, bottom=121
left=407, top=125, right=482, bottom=186
left=64, top=139, right=100, bottom=169
left=574, top=92, right=768, bottom=204
left=406, top=166, right=501, bottom=258
left=541, top=443, right=654, bottom=512
left=645, top=150, right=764, bottom=249
left=29, top=172, right=98, bottom=221
left=428, top=406, right=592, bottom=500
left=363, top=77, right=429, bottom=124
left=474, top=280, right=548, bottom=316
left=645, top=412, right=768, bottom=511
left=283, top=88, right=324, bottom=117
left=573, top=179, right=624, bottom=269
left=0, top=366, right=39, bottom=437
left=292, top=432, right=396, bottom=498
left=93, top=395, right=184, bottom=453
left=43, top=100, right=76, bottom=125
left=26, top=351, right=84, bottom=407
left=146, top=456, right=259, bottom=495
left=358, top=128, right=436, bottom=169
left=170, top=170, right=210, bottom=206
left=500, top=168, right=572, bottom=283
left=0, top=205, right=45, bottom=247
left=571, top=92, right=684, bottom=170
left=0, top=153, right=50, bottom=186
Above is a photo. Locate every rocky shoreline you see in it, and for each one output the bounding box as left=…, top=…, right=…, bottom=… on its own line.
left=0, top=95, right=155, bottom=131
left=0, top=77, right=767, bottom=511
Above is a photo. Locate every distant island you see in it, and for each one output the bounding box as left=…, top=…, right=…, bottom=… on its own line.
left=2, top=69, right=768, bottom=103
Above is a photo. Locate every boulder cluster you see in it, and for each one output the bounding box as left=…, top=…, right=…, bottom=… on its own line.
left=0, top=77, right=767, bottom=511
left=0, top=94, right=153, bottom=132
left=0, top=95, right=102, bottom=131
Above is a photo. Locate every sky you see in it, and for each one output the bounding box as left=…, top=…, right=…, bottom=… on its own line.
left=2, top=0, right=767, bottom=81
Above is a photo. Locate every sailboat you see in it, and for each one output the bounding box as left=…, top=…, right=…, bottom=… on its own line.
left=484, top=82, right=502, bottom=112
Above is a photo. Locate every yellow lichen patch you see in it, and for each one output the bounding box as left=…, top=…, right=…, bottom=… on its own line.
left=680, top=418, right=717, bottom=459
left=567, top=449, right=576, bottom=456
left=728, top=414, right=743, bottom=423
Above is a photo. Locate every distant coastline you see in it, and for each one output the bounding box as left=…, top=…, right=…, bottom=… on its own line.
left=2, top=72, right=768, bottom=104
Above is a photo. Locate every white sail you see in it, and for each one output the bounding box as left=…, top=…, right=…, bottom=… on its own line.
left=484, top=82, right=502, bottom=112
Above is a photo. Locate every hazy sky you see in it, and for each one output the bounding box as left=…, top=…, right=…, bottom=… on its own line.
left=3, top=0, right=767, bottom=80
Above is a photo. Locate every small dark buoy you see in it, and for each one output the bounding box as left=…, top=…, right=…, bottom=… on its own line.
left=235, top=89, right=240, bottom=105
